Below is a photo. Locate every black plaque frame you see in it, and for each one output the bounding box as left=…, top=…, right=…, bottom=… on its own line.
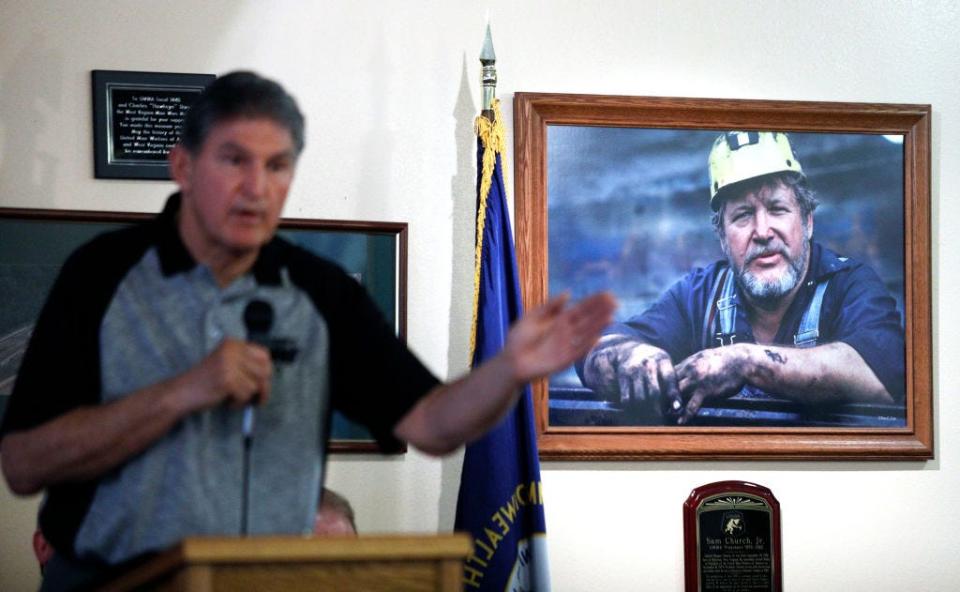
left=92, top=70, right=215, bottom=180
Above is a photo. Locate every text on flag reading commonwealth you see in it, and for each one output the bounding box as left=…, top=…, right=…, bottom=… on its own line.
left=463, top=480, right=544, bottom=588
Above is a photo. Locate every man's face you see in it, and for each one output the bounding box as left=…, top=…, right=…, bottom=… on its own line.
left=719, top=181, right=813, bottom=308
left=171, top=117, right=297, bottom=260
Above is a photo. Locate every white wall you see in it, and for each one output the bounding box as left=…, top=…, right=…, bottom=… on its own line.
left=1, top=1, right=957, bottom=590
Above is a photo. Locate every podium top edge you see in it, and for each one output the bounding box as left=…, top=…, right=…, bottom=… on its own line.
left=100, top=534, right=473, bottom=592
left=175, top=533, right=473, bottom=562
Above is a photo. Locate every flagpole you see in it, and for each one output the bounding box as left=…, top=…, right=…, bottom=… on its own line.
left=456, top=23, right=552, bottom=591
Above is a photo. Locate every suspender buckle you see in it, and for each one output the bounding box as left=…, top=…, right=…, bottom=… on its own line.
left=716, top=296, right=737, bottom=311
left=793, top=330, right=819, bottom=348
left=715, top=332, right=737, bottom=347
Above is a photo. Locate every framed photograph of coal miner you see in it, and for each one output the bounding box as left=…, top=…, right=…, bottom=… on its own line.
left=513, top=92, right=932, bottom=461
left=0, top=208, right=407, bottom=453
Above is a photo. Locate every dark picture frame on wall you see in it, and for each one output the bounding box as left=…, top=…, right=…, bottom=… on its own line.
left=0, top=208, right=407, bottom=453
left=514, top=92, right=932, bottom=461
left=92, top=70, right=215, bottom=180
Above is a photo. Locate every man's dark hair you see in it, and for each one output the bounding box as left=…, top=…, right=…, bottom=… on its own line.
left=319, top=487, right=357, bottom=531
left=179, top=71, right=305, bottom=155
left=711, top=171, right=819, bottom=237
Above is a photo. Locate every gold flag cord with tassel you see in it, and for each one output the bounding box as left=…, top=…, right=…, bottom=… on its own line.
left=469, top=99, right=507, bottom=362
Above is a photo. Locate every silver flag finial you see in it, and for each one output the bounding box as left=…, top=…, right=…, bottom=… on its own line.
left=480, top=23, right=496, bottom=64
left=480, top=23, right=497, bottom=116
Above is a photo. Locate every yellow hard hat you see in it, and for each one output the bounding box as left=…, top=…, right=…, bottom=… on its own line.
left=707, top=131, right=804, bottom=210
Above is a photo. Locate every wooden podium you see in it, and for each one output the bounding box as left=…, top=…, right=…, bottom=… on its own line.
left=100, top=534, right=472, bottom=592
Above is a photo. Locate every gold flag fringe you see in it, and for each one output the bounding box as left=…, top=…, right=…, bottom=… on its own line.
left=469, top=99, right=507, bottom=363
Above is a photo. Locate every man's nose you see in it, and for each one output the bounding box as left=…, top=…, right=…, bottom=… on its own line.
left=243, top=164, right=267, bottom=197
left=752, top=210, right=774, bottom=241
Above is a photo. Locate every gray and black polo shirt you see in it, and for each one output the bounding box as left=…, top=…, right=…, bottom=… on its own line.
left=0, top=194, right=439, bottom=564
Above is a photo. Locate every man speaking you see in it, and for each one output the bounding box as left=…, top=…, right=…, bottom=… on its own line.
left=0, top=71, right=615, bottom=591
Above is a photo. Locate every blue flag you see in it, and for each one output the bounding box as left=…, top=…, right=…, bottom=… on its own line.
left=454, top=100, right=551, bottom=592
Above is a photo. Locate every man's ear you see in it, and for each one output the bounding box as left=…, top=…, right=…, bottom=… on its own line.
left=33, top=529, right=53, bottom=568
left=168, top=144, right=192, bottom=191
left=805, top=212, right=814, bottom=240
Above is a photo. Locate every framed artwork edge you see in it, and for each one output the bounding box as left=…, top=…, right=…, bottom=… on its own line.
left=0, top=207, right=409, bottom=455
left=513, top=91, right=933, bottom=462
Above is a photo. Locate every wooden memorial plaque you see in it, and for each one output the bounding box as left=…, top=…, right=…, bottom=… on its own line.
left=684, top=481, right=782, bottom=592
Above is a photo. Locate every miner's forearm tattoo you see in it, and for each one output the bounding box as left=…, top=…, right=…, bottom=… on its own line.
left=764, top=349, right=787, bottom=365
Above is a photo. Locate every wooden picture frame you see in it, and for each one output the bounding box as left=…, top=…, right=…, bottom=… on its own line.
left=514, top=92, right=932, bottom=460
left=0, top=208, right=407, bottom=453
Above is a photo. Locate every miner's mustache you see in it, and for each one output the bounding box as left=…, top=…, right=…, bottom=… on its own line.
left=745, top=244, right=788, bottom=265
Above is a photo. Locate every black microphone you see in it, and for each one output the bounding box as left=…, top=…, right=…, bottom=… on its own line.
left=242, top=300, right=274, bottom=437
left=243, top=300, right=274, bottom=343
left=241, top=299, right=273, bottom=536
